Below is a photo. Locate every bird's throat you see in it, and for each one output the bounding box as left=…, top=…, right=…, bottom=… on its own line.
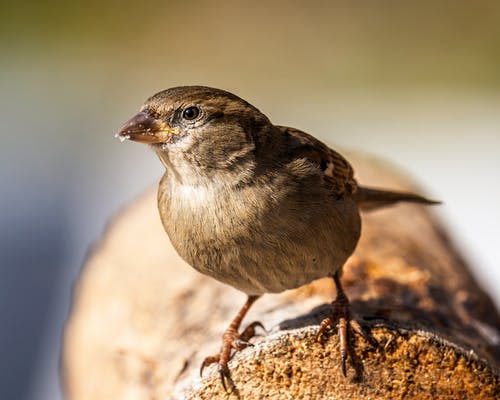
left=154, top=145, right=256, bottom=187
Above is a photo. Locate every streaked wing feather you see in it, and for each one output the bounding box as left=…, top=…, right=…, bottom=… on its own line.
left=277, top=126, right=357, bottom=198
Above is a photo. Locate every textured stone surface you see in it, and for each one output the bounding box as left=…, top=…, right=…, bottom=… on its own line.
left=63, top=153, right=500, bottom=399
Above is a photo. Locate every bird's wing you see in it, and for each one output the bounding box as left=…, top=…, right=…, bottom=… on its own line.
left=276, top=126, right=358, bottom=198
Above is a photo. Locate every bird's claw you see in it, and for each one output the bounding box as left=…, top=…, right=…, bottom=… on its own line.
left=317, top=294, right=376, bottom=375
left=219, top=364, right=230, bottom=392
left=199, top=320, right=266, bottom=390
left=201, top=357, right=231, bottom=391
left=200, top=354, right=219, bottom=377
left=240, top=320, right=266, bottom=341
left=232, top=339, right=253, bottom=350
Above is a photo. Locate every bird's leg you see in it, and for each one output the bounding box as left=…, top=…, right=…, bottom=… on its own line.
left=200, top=295, right=263, bottom=390
left=317, top=271, right=371, bottom=375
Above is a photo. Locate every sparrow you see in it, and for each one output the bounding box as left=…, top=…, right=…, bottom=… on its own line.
left=117, top=86, right=439, bottom=388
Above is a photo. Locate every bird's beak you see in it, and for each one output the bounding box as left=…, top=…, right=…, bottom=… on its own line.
left=116, top=111, right=180, bottom=144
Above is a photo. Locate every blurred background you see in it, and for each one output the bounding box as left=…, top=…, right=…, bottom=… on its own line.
left=1, top=1, right=499, bottom=398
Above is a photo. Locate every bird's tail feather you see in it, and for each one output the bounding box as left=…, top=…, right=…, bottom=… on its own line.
left=353, top=186, right=441, bottom=211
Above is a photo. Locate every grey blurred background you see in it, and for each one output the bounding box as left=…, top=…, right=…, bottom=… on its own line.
left=1, top=1, right=499, bottom=399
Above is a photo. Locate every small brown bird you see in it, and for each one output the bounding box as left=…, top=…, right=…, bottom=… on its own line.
left=117, top=86, right=438, bottom=388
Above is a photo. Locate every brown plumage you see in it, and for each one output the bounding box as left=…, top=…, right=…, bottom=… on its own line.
left=117, top=86, right=439, bottom=389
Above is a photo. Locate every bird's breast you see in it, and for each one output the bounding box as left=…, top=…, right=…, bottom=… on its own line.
left=174, top=183, right=211, bottom=207
left=158, top=177, right=256, bottom=248
left=157, top=172, right=361, bottom=295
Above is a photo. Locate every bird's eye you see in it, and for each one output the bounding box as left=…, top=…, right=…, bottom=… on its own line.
left=182, top=106, right=200, bottom=120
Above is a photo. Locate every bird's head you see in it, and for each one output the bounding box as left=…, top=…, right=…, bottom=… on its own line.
left=117, top=86, right=272, bottom=177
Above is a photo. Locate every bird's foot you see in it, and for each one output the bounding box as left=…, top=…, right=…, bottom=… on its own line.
left=200, top=321, right=265, bottom=390
left=316, top=292, right=375, bottom=376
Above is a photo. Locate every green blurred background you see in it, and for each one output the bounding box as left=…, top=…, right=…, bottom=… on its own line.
left=1, top=1, right=499, bottom=399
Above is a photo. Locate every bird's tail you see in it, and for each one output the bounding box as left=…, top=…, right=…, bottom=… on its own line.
left=353, top=186, right=441, bottom=211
